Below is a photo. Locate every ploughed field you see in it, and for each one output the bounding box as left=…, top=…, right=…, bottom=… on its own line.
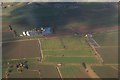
left=93, top=31, right=118, bottom=64
left=2, top=40, right=40, bottom=60
left=91, top=65, right=118, bottom=78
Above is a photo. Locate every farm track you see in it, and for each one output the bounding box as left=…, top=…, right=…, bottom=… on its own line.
left=56, top=66, right=63, bottom=79
left=2, top=38, right=38, bottom=43
left=85, top=37, right=103, bottom=64
left=90, top=64, right=118, bottom=66
left=4, top=57, right=39, bottom=61
left=38, top=39, right=43, bottom=62
left=46, top=55, right=95, bottom=57
left=111, top=66, right=120, bottom=72
left=43, top=48, right=92, bottom=51
left=99, top=46, right=118, bottom=48
left=2, top=36, right=59, bottom=43
left=86, top=65, right=100, bottom=78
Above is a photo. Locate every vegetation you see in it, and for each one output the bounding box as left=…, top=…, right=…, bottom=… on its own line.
left=59, top=65, right=89, bottom=78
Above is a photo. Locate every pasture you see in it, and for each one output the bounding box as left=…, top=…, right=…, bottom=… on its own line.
left=44, top=56, right=97, bottom=64
left=41, top=35, right=92, bottom=50
left=59, top=65, right=89, bottom=78
left=41, top=35, right=98, bottom=64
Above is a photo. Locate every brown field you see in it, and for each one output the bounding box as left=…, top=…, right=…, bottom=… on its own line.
left=2, top=60, right=60, bottom=78
left=96, top=47, right=118, bottom=64
left=29, top=64, right=60, bottom=78
left=91, top=65, right=118, bottom=78
left=93, top=31, right=118, bottom=64
left=2, top=40, right=40, bottom=60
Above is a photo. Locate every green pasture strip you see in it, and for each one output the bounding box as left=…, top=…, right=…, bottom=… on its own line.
left=41, top=35, right=92, bottom=50
left=59, top=65, right=89, bottom=78
left=44, top=56, right=97, bottom=64
left=41, top=38, right=64, bottom=50
left=43, top=50, right=93, bottom=57
left=92, top=66, right=118, bottom=78
left=60, top=36, right=84, bottom=49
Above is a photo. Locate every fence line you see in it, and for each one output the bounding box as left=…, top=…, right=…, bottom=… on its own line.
left=38, top=39, right=43, bottom=62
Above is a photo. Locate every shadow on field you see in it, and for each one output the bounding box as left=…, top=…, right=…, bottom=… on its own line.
left=8, top=2, right=118, bottom=33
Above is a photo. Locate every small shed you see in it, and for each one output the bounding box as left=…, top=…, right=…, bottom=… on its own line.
left=41, top=27, right=52, bottom=35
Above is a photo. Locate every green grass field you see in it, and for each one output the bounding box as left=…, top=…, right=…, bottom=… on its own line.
left=41, top=35, right=98, bottom=64
left=41, top=36, right=92, bottom=50
left=44, top=56, right=97, bottom=64
left=41, top=38, right=64, bottom=50
left=44, top=50, right=93, bottom=57
left=59, top=65, right=89, bottom=78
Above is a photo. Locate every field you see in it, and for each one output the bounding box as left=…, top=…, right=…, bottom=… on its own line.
left=2, top=35, right=98, bottom=78
left=59, top=65, right=89, bottom=78
left=91, top=65, right=118, bottom=78
left=91, top=30, right=118, bottom=78
left=93, top=31, right=118, bottom=64
left=41, top=35, right=98, bottom=64
left=2, top=2, right=118, bottom=79
left=2, top=40, right=40, bottom=60
left=2, top=59, right=60, bottom=78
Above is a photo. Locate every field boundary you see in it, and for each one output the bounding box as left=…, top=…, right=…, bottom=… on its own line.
left=85, top=38, right=103, bottom=64
left=4, top=57, right=40, bottom=61
left=111, top=66, right=120, bottom=72
left=86, top=65, right=100, bottom=78
left=2, top=38, right=38, bottom=43
left=87, top=34, right=100, bottom=48
left=56, top=66, right=63, bottom=79
left=38, top=39, right=43, bottom=62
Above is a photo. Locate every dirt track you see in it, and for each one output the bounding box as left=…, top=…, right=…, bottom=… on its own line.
left=86, top=65, right=100, bottom=78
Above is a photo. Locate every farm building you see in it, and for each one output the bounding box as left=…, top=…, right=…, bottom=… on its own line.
left=21, top=27, right=52, bottom=37
left=41, top=27, right=52, bottom=35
